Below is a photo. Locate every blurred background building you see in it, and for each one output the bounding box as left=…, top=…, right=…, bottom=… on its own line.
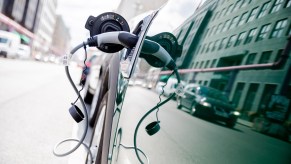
left=51, top=15, right=71, bottom=56
left=0, top=0, right=70, bottom=60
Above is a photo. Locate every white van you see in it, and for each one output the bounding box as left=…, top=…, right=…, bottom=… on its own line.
left=0, top=30, right=21, bottom=58
left=17, top=44, right=31, bottom=59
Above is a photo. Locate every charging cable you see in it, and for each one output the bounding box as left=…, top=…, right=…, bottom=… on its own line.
left=53, top=42, right=94, bottom=163
left=133, top=68, right=180, bottom=164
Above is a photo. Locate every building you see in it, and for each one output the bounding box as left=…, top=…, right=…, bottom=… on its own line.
left=173, top=0, right=291, bottom=121
left=32, top=0, right=57, bottom=57
left=51, top=15, right=71, bottom=56
left=0, top=0, right=42, bottom=44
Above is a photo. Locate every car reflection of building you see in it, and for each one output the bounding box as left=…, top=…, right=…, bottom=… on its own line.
left=173, top=0, right=291, bottom=122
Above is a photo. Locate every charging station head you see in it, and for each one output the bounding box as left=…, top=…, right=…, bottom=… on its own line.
left=85, top=12, right=130, bottom=53
left=146, top=32, right=182, bottom=61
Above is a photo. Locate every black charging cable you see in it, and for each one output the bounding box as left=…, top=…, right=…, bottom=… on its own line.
left=133, top=68, right=180, bottom=164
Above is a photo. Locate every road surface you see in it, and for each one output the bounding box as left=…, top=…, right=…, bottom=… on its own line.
left=0, top=58, right=83, bottom=164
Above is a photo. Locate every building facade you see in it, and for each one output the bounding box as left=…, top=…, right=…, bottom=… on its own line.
left=0, top=0, right=42, bottom=43
left=51, top=15, right=70, bottom=56
left=32, top=0, right=57, bottom=57
left=173, top=0, right=291, bottom=121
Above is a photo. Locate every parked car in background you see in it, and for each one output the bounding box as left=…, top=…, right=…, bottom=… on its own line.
left=82, top=53, right=114, bottom=126
left=0, top=30, right=20, bottom=58
left=177, top=84, right=239, bottom=128
left=17, top=44, right=31, bottom=59
left=79, top=54, right=98, bottom=86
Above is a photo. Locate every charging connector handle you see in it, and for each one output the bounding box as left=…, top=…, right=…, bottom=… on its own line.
left=87, top=31, right=138, bottom=48
left=86, top=31, right=177, bottom=70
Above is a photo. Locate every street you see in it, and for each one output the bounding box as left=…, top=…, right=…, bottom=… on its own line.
left=0, top=58, right=82, bottom=164
left=116, top=86, right=291, bottom=164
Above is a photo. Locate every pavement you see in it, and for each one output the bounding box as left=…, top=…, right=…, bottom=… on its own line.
left=237, top=118, right=253, bottom=127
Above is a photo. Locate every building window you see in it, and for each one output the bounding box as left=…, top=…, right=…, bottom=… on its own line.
left=226, top=35, right=237, bottom=48
left=246, top=53, right=257, bottom=65
left=270, top=0, right=284, bottom=13
left=212, top=40, right=219, bottom=51
left=25, top=0, right=38, bottom=29
left=285, top=0, right=291, bottom=8
left=257, top=1, right=271, bottom=19
left=200, top=44, right=206, bottom=54
left=204, top=28, right=209, bottom=38
left=247, top=7, right=259, bottom=23
left=200, top=61, right=204, bottom=68
left=12, top=0, right=26, bottom=22
left=256, top=24, right=271, bottom=41
left=222, top=20, right=231, bottom=32
left=233, top=0, right=243, bottom=11
left=206, top=42, right=212, bottom=53
left=216, top=23, right=223, bottom=34
left=216, top=11, right=222, bottom=19
left=196, top=45, right=201, bottom=55
left=218, top=37, right=228, bottom=50
left=195, top=62, right=199, bottom=68
left=205, top=60, right=210, bottom=68
left=214, top=11, right=221, bottom=20
left=229, top=16, right=239, bottom=29
left=242, top=83, right=259, bottom=120
left=259, top=51, right=272, bottom=63
left=207, top=27, right=213, bottom=37
left=226, top=4, right=234, bottom=15
left=211, top=59, right=217, bottom=68
left=238, top=12, right=248, bottom=26
left=181, top=22, right=194, bottom=45
left=204, top=81, right=208, bottom=86
left=234, top=31, right=246, bottom=46
left=244, top=28, right=257, bottom=44
left=211, top=26, right=217, bottom=36
left=241, top=0, right=248, bottom=8
left=270, top=19, right=288, bottom=38
left=0, top=1, right=4, bottom=12
left=232, top=83, right=245, bottom=107
left=221, top=8, right=227, bottom=16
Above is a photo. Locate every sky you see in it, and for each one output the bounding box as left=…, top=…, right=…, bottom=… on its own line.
left=56, top=0, right=205, bottom=49
left=56, top=0, right=121, bottom=48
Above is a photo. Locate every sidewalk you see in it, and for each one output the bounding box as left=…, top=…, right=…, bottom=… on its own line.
left=237, top=119, right=253, bottom=127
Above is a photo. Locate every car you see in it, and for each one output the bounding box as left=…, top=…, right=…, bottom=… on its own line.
left=0, top=30, right=20, bottom=58
left=78, top=54, right=98, bottom=86
left=176, top=83, right=239, bottom=128
left=81, top=52, right=115, bottom=127
left=81, top=0, right=291, bottom=163
left=16, top=44, right=31, bottom=59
